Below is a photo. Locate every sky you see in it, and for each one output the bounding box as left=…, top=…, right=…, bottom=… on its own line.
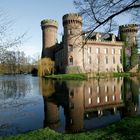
left=0, top=0, right=131, bottom=58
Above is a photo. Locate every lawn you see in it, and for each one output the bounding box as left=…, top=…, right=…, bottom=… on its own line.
left=45, top=73, right=87, bottom=80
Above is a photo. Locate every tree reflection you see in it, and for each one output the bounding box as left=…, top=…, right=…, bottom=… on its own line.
left=39, top=78, right=55, bottom=98
left=0, top=76, right=31, bottom=100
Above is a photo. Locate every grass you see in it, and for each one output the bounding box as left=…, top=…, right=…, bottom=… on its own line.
left=45, top=72, right=139, bottom=80
left=113, top=72, right=131, bottom=77
left=45, top=73, right=87, bottom=80
left=0, top=115, right=140, bottom=140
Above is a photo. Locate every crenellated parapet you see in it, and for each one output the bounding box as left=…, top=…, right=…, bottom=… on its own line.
left=119, top=24, right=138, bottom=33
left=63, top=13, right=82, bottom=26
left=41, top=19, right=58, bottom=29
left=83, top=39, right=123, bottom=46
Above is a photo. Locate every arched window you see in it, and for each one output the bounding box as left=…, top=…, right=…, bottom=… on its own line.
left=69, top=56, right=73, bottom=65
left=68, top=45, right=73, bottom=52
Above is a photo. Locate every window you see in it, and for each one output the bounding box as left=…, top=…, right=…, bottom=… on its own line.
left=105, top=96, right=108, bottom=102
left=88, top=57, right=91, bottom=64
left=112, top=48, right=115, bottom=54
left=120, top=94, right=122, bottom=100
left=97, top=97, right=100, bottom=103
left=112, top=85, right=115, bottom=92
left=88, top=98, right=92, bottom=104
left=70, top=119, right=73, bottom=124
left=70, top=90, right=74, bottom=98
left=68, top=29, right=71, bottom=35
left=96, top=48, right=100, bottom=54
left=112, top=95, right=115, bottom=101
left=119, top=49, right=121, bottom=55
left=70, top=102, right=74, bottom=109
left=113, top=56, right=115, bottom=64
left=88, top=87, right=92, bottom=94
left=88, top=47, right=91, bottom=53
left=104, top=48, right=108, bottom=54
left=97, top=86, right=100, bottom=93
left=97, top=57, right=100, bottom=64
left=69, top=56, right=73, bottom=65
left=68, top=45, right=73, bottom=52
left=120, top=56, right=122, bottom=64
left=134, top=37, right=137, bottom=42
left=105, top=56, right=108, bottom=64
left=105, top=85, right=108, bottom=93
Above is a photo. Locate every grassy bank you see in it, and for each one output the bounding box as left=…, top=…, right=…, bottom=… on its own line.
left=45, top=73, right=87, bottom=80
left=113, top=72, right=131, bottom=77
left=1, top=115, right=140, bottom=140
left=45, top=72, right=140, bottom=80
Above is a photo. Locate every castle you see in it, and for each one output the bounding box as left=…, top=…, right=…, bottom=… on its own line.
left=41, top=13, right=138, bottom=73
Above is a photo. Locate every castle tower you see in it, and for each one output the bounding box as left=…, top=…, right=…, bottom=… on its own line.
left=63, top=13, right=83, bottom=73
left=119, top=24, right=138, bottom=69
left=41, top=19, right=58, bottom=60
left=119, top=24, right=138, bottom=47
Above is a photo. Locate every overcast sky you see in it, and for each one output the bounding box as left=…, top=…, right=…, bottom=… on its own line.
left=0, top=0, right=132, bottom=57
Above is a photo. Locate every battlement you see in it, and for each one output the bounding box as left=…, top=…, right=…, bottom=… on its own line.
left=63, top=13, right=82, bottom=26
left=83, top=39, right=123, bottom=46
left=119, top=24, right=138, bottom=32
left=41, top=19, right=58, bottom=28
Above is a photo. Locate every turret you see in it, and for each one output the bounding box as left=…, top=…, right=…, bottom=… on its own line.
left=63, top=13, right=83, bottom=73
left=41, top=19, right=58, bottom=60
left=119, top=24, right=138, bottom=70
left=119, top=24, right=138, bottom=46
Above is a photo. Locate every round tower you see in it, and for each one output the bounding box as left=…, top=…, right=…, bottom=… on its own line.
left=41, top=19, right=58, bottom=60
left=119, top=24, right=138, bottom=46
left=63, top=13, right=83, bottom=73
left=119, top=24, right=138, bottom=70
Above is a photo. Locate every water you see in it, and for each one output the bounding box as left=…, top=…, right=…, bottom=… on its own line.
left=0, top=75, right=139, bottom=136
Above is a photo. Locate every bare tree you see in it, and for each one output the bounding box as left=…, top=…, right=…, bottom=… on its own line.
left=74, top=0, right=140, bottom=38
left=0, top=10, right=26, bottom=62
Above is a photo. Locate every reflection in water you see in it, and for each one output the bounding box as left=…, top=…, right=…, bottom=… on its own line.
left=0, top=75, right=44, bottom=136
left=41, top=77, right=139, bottom=133
left=0, top=76, right=139, bottom=136
left=121, top=77, right=139, bottom=116
left=0, top=75, right=31, bottom=100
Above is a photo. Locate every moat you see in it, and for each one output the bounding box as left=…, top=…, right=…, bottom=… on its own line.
left=0, top=75, right=140, bottom=136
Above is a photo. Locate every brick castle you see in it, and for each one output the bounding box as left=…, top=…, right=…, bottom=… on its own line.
left=41, top=13, right=138, bottom=73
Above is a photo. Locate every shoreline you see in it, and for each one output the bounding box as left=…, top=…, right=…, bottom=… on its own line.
left=45, top=72, right=140, bottom=80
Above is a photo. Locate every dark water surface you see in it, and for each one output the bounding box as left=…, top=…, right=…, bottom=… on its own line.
left=0, top=75, right=139, bottom=136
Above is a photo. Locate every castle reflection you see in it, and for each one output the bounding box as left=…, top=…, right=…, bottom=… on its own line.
left=40, top=77, right=139, bottom=133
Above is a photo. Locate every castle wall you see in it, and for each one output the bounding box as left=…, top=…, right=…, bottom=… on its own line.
left=55, top=44, right=65, bottom=73
left=83, top=40, right=123, bottom=72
